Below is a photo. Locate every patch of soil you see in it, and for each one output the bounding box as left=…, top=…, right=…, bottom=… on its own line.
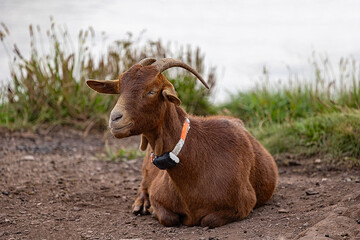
left=1, top=128, right=359, bottom=239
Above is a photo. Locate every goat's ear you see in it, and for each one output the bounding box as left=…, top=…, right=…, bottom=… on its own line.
left=162, top=86, right=181, bottom=106
left=86, top=79, right=120, bottom=94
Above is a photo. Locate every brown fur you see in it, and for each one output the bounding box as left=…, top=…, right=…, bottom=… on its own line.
left=86, top=62, right=278, bottom=228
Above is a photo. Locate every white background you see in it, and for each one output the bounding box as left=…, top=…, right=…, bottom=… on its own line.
left=1, top=0, right=360, bottom=101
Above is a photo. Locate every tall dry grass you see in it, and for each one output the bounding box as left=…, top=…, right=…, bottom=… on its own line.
left=0, top=19, right=216, bottom=129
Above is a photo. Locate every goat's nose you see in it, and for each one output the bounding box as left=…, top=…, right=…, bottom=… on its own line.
left=111, top=112, right=123, bottom=122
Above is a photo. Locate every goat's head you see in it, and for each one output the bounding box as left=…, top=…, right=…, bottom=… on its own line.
left=86, top=58, right=209, bottom=139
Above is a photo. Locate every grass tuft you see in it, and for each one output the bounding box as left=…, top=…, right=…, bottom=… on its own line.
left=252, top=111, right=360, bottom=166
left=101, top=141, right=145, bottom=162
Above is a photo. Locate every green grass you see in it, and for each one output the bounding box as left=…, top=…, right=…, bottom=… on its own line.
left=252, top=112, right=360, bottom=166
left=101, top=141, right=145, bottom=162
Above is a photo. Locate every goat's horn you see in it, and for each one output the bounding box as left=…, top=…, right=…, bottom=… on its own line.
left=153, top=58, right=210, bottom=89
left=138, top=58, right=157, bottom=66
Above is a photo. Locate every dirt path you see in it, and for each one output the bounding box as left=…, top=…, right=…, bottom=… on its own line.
left=1, top=128, right=359, bottom=240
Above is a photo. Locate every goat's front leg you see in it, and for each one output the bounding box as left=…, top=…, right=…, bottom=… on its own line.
left=150, top=198, right=180, bottom=227
left=200, top=209, right=241, bottom=228
left=133, top=181, right=180, bottom=226
left=201, top=182, right=257, bottom=228
left=132, top=187, right=151, bottom=215
left=132, top=148, right=156, bottom=215
left=148, top=175, right=184, bottom=227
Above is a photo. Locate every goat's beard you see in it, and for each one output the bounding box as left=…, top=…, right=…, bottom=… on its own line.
left=110, top=125, right=132, bottom=139
left=112, top=131, right=131, bottom=139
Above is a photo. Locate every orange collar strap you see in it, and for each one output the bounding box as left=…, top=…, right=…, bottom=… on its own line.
left=173, top=117, right=190, bottom=155
left=151, top=117, right=190, bottom=163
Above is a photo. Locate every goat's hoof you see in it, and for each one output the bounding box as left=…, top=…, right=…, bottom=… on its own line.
left=132, top=204, right=150, bottom=215
left=132, top=193, right=150, bottom=215
left=132, top=202, right=150, bottom=215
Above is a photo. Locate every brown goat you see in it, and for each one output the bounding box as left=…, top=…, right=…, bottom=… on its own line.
left=86, top=58, right=278, bottom=228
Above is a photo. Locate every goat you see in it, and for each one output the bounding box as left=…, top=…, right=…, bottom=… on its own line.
left=86, top=58, right=278, bottom=228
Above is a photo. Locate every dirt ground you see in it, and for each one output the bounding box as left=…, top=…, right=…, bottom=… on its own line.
left=0, top=127, right=359, bottom=240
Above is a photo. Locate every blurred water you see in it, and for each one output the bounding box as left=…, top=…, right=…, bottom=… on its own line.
left=1, top=0, right=360, bottom=101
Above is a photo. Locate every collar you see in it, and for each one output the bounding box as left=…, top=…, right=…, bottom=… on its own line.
left=151, top=117, right=190, bottom=167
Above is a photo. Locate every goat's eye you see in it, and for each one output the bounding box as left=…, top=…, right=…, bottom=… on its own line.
left=147, top=90, right=157, bottom=96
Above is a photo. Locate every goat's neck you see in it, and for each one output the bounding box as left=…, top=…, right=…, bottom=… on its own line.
left=144, top=104, right=187, bottom=156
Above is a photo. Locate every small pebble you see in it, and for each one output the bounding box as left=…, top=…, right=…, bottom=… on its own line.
left=306, top=188, right=319, bottom=195
left=73, top=207, right=81, bottom=211
left=208, top=237, right=219, bottom=240
left=357, top=219, right=360, bottom=224
left=325, top=234, right=329, bottom=237
left=21, top=155, right=35, bottom=161
left=278, top=209, right=289, bottom=213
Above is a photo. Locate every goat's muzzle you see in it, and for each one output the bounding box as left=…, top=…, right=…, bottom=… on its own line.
left=109, top=109, right=132, bottom=138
